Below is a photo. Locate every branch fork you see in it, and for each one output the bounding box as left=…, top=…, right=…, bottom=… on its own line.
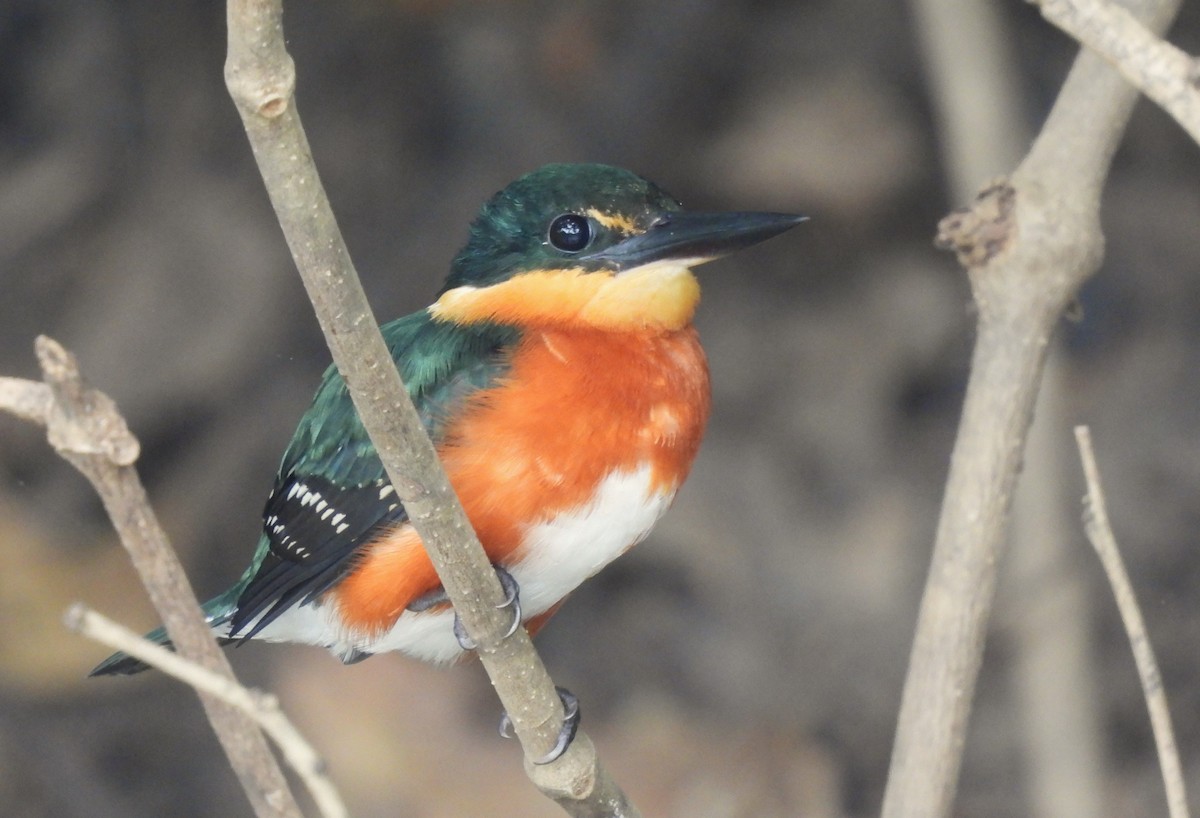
left=34, top=336, right=140, bottom=466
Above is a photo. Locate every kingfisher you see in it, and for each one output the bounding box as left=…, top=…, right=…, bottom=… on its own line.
left=92, top=163, right=802, bottom=755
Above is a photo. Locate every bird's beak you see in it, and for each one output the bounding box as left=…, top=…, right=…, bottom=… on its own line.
left=592, top=211, right=806, bottom=271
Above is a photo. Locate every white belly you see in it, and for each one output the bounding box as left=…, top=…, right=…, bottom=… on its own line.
left=508, top=462, right=674, bottom=618
left=248, top=464, right=675, bottom=664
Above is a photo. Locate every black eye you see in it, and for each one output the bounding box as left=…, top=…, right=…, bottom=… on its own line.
left=548, top=214, right=591, bottom=253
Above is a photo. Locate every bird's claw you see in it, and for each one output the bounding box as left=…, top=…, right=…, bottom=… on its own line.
left=453, top=615, right=476, bottom=651
left=499, top=686, right=581, bottom=765
left=495, top=566, right=522, bottom=638
left=451, top=565, right=522, bottom=651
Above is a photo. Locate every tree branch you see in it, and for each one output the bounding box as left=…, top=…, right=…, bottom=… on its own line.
left=1073, top=427, right=1190, bottom=818
left=0, top=377, right=51, bottom=424
left=911, top=3, right=1107, bottom=815
left=65, top=604, right=347, bottom=818
left=0, top=337, right=303, bottom=818
left=1033, top=0, right=1200, bottom=145
left=880, top=0, right=1182, bottom=815
left=223, top=1, right=639, bottom=814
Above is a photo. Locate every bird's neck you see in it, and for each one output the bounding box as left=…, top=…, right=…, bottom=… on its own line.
left=429, top=263, right=700, bottom=333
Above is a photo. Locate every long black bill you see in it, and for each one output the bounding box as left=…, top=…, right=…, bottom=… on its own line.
left=593, top=211, right=806, bottom=271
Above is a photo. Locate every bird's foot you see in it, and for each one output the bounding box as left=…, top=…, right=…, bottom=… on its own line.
left=452, top=565, right=522, bottom=650
left=499, top=686, right=581, bottom=765
left=407, top=565, right=521, bottom=650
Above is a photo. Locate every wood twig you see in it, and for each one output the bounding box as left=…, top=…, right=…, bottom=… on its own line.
left=223, top=1, right=639, bottom=815
left=1033, top=0, right=1200, bottom=145
left=0, top=337, right=303, bottom=818
left=0, top=377, right=51, bottom=424
left=1073, top=426, right=1190, bottom=818
left=912, top=2, right=1106, bottom=813
left=880, top=0, right=1182, bottom=815
left=64, top=604, right=348, bottom=818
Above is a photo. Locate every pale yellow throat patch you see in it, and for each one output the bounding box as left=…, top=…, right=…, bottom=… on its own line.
left=430, top=262, right=702, bottom=332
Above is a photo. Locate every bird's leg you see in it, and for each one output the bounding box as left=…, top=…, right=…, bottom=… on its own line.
left=407, top=565, right=522, bottom=650
left=499, top=686, right=581, bottom=765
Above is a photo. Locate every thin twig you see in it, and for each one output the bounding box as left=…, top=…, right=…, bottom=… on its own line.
left=0, top=376, right=50, bottom=424
left=223, top=1, right=639, bottom=815
left=1033, top=0, right=1200, bottom=145
left=0, top=337, right=303, bottom=818
left=64, top=604, right=348, bottom=818
left=1073, top=426, right=1190, bottom=818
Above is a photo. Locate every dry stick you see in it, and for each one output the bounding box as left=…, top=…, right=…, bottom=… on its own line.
left=64, top=604, right=348, bottom=818
left=1033, top=0, right=1200, bottom=145
left=0, top=376, right=50, bottom=423
left=222, top=2, right=638, bottom=815
left=912, top=3, right=1107, bottom=815
left=879, top=0, right=1181, bottom=815
left=0, top=338, right=303, bottom=818
left=1073, top=427, right=1190, bottom=818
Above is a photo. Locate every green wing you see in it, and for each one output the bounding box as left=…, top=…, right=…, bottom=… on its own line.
left=228, top=311, right=519, bottom=637
left=281, top=310, right=516, bottom=483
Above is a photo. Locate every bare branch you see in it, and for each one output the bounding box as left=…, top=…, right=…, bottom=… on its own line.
left=912, top=3, right=1107, bottom=814
left=0, top=377, right=51, bottom=424
left=880, top=0, right=1182, bottom=815
left=0, top=336, right=303, bottom=818
left=1073, top=427, right=1190, bottom=818
left=1033, top=0, right=1200, bottom=145
left=223, top=1, right=639, bottom=814
left=65, top=604, right=348, bottom=818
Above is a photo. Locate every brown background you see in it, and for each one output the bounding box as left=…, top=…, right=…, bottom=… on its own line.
left=2, top=1, right=1200, bottom=816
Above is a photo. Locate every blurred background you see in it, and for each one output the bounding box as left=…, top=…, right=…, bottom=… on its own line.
left=2, top=1, right=1200, bottom=816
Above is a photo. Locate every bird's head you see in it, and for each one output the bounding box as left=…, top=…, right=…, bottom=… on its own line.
left=432, top=163, right=803, bottom=332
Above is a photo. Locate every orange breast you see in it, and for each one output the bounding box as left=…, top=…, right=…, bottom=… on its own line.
left=332, top=326, right=710, bottom=635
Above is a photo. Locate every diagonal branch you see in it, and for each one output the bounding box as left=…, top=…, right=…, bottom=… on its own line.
left=223, top=1, right=639, bottom=815
left=0, top=337, right=303, bottom=818
left=880, top=0, right=1181, bottom=815
left=1033, top=0, right=1200, bottom=145
left=65, top=604, right=347, bottom=818
left=1074, top=427, right=1190, bottom=818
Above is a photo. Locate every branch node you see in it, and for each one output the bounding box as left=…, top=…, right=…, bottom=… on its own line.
left=34, top=335, right=140, bottom=466
left=223, top=28, right=296, bottom=123
left=935, top=179, right=1017, bottom=268
left=258, top=94, right=289, bottom=119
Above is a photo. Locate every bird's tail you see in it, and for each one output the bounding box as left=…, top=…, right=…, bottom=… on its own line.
left=88, top=586, right=242, bottom=677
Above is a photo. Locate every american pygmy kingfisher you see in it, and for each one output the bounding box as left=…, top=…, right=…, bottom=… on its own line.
left=92, top=163, right=803, bottom=756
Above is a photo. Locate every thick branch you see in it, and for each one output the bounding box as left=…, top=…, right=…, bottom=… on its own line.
left=880, top=0, right=1181, bottom=815
left=223, top=2, right=638, bottom=814
left=913, top=6, right=1107, bottom=813
left=1034, top=0, right=1200, bottom=145
left=0, top=338, right=302, bottom=818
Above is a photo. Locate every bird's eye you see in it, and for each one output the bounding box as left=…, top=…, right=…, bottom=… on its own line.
left=548, top=214, right=591, bottom=253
